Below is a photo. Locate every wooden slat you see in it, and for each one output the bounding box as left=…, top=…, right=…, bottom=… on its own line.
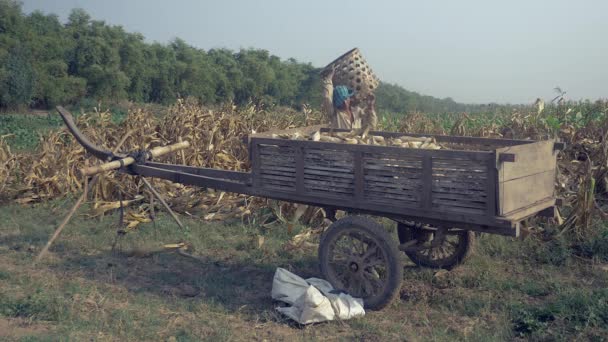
left=251, top=142, right=261, bottom=189
left=432, top=192, right=486, bottom=202
left=260, top=173, right=296, bottom=183
left=354, top=151, right=364, bottom=202
left=365, top=191, right=419, bottom=202
left=432, top=179, right=486, bottom=191
left=259, top=170, right=296, bottom=178
left=365, top=186, right=420, bottom=198
left=432, top=187, right=487, bottom=196
left=304, top=165, right=353, bottom=173
left=365, top=175, right=422, bottom=187
left=365, top=169, right=421, bottom=180
left=304, top=178, right=354, bottom=189
left=432, top=204, right=485, bottom=215
left=296, top=146, right=304, bottom=193
left=432, top=169, right=488, bottom=178
left=433, top=199, right=486, bottom=210
left=499, top=170, right=555, bottom=215
left=486, top=156, right=497, bottom=216
left=421, top=155, right=433, bottom=209
left=251, top=137, right=495, bottom=161
left=304, top=169, right=354, bottom=179
left=260, top=165, right=295, bottom=173
left=305, top=185, right=354, bottom=195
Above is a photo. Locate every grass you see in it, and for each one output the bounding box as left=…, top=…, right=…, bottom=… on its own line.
left=1, top=202, right=607, bottom=341
left=0, top=105, right=131, bottom=151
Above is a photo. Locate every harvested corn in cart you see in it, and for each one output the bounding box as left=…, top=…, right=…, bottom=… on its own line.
left=272, top=130, right=442, bottom=149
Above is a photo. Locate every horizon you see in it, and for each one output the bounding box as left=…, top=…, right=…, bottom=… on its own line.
left=21, top=0, right=608, bottom=105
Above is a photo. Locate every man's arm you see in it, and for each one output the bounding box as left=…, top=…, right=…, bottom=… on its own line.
left=360, top=94, right=377, bottom=137
left=321, top=67, right=335, bottom=124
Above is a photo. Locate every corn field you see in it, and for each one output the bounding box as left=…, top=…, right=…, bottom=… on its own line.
left=1, top=98, right=607, bottom=250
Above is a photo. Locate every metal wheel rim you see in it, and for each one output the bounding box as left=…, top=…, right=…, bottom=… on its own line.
left=326, top=227, right=390, bottom=299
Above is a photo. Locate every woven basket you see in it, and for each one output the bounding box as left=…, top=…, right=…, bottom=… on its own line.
left=323, top=48, right=380, bottom=96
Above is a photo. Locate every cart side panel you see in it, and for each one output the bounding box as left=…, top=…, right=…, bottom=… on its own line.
left=497, top=140, right=557, bottom=216
left=258, top=144, right=297, bottom=192
left=253, top=138, right=495, bottom=217
left=304, top=147, right=355, bottom=197
left=362, top=152, right=423, bottom=207
left=431, top=156, right=490, bottom=215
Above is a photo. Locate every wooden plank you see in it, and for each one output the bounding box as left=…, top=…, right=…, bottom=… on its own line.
left=432, top=192, right=487, bottom=202
left=365, top=191, right=419, bottom=203
left=365, top=167, right=422, bottom=177
left=259, top=170, right=296, bottom=178
left=432, top=159, right=487, bottom=167
left=303, top=169, right=354, bottom=179
left=499, top=170, right=555, bottom=215
left=432, top=186, right=487, bottom=196
left=305, top=185, right=354, bottom=196
left=486, top=156, right=497, bottom=216
left=260, top=154, right=295, bottom=162
left=259, top=173, right=296, bottom=182
left=251, top=142, right=261, bottom=189
left=365, top=161, right=422, bottom=169
left=432, top=162, right=487, bottom=171
left=432, top=204, right=485, bottom=215
left=503, top=198, right=556, bottom=221
left=432, top=169, right=488, bottom=178
left=365, top=175, right=422, bottom=186
left=251, top=137, right=494, bottom=161
left=354, top=151, right=364, bottom=202
left=366, top=186, right=420, bottom=198
left=260, top=180, right=295, bottom=189
left=250, top=187, right=517, bottom=235
left=365, top=179, right=421, bottom=191
left=260, top=165, right=296, bottom=173
left=303, top=179, right=354, bottom=190
left=261, top=181, right=295, bottom=189
left=421, top=155, right=433, bottom=209
left=364, top=165, right=422, bottom=174
left=365, top=157, right=422, bottom=165
left=497, top=140, right=557, bottom=181
left=296, top=146, right=304, bottom=193
left=432, top=179, right=486, bottom=191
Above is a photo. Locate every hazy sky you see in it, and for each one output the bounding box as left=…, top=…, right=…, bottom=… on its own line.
left=21, top=0, right=608, bottom=104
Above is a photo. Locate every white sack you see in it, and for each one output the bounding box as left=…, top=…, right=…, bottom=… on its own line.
left=271, top=268, right=365, bottom=324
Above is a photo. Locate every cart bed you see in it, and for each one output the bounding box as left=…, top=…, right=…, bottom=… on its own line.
left=248, top=126, right=561, bottom=236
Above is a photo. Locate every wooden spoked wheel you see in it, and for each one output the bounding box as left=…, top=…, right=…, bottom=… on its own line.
left=319, top=216, right=403, bottom=310
left=397, top=222, right=474, bottom=270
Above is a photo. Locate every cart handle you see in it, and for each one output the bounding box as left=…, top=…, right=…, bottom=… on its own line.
left=81, top=141, right=190, bottom=177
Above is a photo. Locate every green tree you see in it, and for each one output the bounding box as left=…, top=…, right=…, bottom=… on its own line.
left=2, top=45, right=35, bottom=108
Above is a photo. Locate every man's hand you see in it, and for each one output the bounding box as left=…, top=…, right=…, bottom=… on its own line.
left=366, top=94, right=376, bottom=109
left=321, top=64, right=336, bottom=79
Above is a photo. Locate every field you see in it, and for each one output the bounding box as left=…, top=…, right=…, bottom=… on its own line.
left=1, top=102, right=608, bottom=341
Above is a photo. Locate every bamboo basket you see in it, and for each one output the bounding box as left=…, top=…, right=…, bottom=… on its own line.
left=323, top=48, right=380, bottom=96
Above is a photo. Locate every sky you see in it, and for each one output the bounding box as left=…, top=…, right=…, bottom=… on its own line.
left=21, top=0, right=608, bottom=104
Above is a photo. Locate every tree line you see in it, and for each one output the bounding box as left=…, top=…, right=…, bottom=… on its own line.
left=0, top=0, right=467, bottom=113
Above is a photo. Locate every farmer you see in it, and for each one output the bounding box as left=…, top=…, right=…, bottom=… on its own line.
left=321, top=66, right=377, bottom=135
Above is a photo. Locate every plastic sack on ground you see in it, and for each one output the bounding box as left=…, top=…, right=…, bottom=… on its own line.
left=271, top=268, right=365, bottom=324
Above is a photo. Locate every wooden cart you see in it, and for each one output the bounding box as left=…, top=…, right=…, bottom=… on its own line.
left=58, top=109, right=562, bottom=310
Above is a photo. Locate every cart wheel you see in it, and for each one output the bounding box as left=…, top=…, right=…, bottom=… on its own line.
left=397, top=223, right=474, bottom=270
left=319, top=216, right=403, bottom=310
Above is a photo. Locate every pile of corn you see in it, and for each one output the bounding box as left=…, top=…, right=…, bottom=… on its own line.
left=272, top=131, right=442, bottom=149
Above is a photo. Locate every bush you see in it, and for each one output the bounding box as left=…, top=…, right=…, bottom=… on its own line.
left=0, top=288, right=67, bottom=321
